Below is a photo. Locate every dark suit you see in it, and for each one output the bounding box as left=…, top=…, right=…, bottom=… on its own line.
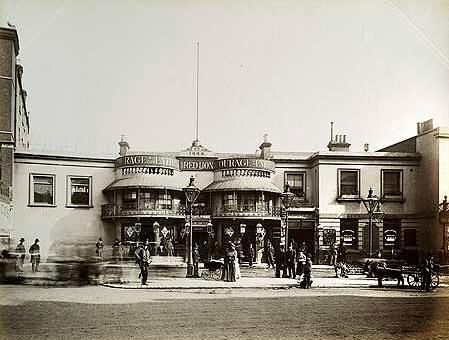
left=287, top=248, right=297, bottom=278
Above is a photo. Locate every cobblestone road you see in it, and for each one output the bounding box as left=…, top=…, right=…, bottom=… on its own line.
left=0, top=285, right=448, bottom=339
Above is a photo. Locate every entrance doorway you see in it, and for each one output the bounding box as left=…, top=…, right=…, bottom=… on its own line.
left=289, top=228, right=314, bottom=256
left=241, top=229, right=256, bottom=263
left=192, top=228, right=209, bottom=262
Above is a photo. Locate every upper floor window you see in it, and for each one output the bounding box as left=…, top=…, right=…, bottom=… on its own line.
left=382, top=170, right=403, bottom=199
left=123, top=190, right=137, bottom=204
left=67, top=176, right=92, bottom=207
left=338, top=169, right=360, bottom=198
left=30, top=174, right=55, bottom=206
left=285, top=172, right=305, bottom=199
left=223, top=193, right=235, bottom=207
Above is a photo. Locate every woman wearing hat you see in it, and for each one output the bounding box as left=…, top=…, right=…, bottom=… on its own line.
left=222, top=241, right=237, bottom=282
left=29, top=239, right=40, bottom=272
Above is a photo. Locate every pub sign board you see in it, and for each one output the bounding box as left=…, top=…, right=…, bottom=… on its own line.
left=384, top=229, right=397, bottom=247
left=341, top=229, right=355, bottom=247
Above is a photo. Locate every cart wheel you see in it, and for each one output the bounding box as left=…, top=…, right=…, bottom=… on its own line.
left=431, top=273, right=440, bottom=288
left=407, top=273, right=421, bottom=288
left=201, top=270, right=211, bottom=280
left=212, top=270, right=222, bottom=281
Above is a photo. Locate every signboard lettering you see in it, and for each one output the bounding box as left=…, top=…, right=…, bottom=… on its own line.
left=116, top=155, right=178, bottom=169
left=179, top=160, right=214, bottom=171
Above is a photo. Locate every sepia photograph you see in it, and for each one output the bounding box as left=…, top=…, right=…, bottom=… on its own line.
left=0, top=0, right=448, bottom=339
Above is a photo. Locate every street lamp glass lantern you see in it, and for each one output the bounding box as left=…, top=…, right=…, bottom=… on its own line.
left=281, top=184, right=296, bottom=209
left=183, top=176, right=200, bottom=204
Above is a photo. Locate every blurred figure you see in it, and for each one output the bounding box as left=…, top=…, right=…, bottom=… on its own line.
left=118, top=241, right=125, bottom=262
left=166, top=239, right=174, bottom=258
left=29, top=239, right=40, bottom=272
left=248, top=244, right=255, bottom=268
left=112, top=238, right=120, bottom=263
left=329, top=242, right=337, bottom=266
left=96, top=238, right=104, bottom=261
left=15, top=238, right=26, bottom=274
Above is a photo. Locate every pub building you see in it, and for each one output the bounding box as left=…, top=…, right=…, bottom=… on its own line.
left=3, top=27, right=449, bottom=265
left=12, top=118, right=449, bottom=265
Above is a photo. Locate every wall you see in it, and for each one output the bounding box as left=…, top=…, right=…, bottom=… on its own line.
left=13, top=153, right=115, bottom=259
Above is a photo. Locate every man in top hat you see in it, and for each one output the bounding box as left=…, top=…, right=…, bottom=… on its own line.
left=29, top=239, right=41, bottom=272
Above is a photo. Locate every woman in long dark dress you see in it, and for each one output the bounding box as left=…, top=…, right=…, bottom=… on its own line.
left=223, top=242, right=237, bottom=282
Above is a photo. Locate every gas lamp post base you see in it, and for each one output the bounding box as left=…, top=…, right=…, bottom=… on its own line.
left=186, top=264, right=194, bottom=278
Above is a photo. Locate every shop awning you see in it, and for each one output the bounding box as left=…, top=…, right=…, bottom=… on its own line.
left=202, top=178, right=282, bottom=194
left=103, top=175, right=183, bottom=192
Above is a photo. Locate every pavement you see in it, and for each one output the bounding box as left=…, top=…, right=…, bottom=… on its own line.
left=3, top=260, right=447, bottom=290
left=103, top=275, right=394, bottom=289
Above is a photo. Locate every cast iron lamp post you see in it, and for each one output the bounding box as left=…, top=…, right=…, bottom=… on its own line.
left=280, top=184, right=295, bottom=278
left=440, top=196, right=448, bottom=253
left=183, top=176, right=200, bottom=277
left=361, top=188, right=383, bottom=257
left=281, top=184, right=296, bottom=248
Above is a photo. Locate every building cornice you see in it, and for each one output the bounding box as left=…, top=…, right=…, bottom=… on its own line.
left=0, top=28, right=19, bottom=55
left=14, top=151, right=115, bottom=164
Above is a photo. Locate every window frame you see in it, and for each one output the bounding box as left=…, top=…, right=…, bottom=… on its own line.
left=381, top=169, right=403, bottom=200
left=29, top=173, right=56, bottom=207
left=337, top=169, right=360, bottom=199
left=284, top=171, right=306, bottom=200
left=66, top=175, right=93, bottom=208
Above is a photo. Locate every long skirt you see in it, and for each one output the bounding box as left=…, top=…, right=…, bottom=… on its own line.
left=223, top=259, right=236, bottom=282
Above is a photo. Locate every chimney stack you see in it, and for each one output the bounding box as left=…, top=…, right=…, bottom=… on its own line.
left=259, top=133, right=272, bottom=160
left=327, top=124, right=351, bottom=151
left=118, top=135, right=130, bottom=156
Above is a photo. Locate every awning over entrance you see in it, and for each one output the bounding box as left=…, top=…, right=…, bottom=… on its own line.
left=103, top=175, right=183, bottom=192
left=202, top=178, right=282, bottom=194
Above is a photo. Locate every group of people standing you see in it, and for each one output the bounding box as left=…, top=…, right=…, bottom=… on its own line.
left=7, top=237, right=41, bottom=275
left=329, top=241, right=348, bottom=278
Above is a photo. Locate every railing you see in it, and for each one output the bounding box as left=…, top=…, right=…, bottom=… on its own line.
left=215, top=204, right=281, bottom=218
left=101, top=203, right=187, bottom=218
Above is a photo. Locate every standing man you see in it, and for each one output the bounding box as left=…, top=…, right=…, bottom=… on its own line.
left=29, top=239, right=40, bottom=272
left=248, top=244, right=255, bottom=268
left=287, top=243, right=297, bottom=278
left=15, top=238, right=26, bottom=274
left=192, top=243, right=200, bottom=278
left=337, top=241, right=347, bottom=264
left=112, top=238, right=120, bottom=263
left=266, top=240, right=275, bottom=269
left=329, top=242, right=337, bottom=267
left=135, top=240, right=152, bottom=286
left=96, top=238, right=104, bottom=262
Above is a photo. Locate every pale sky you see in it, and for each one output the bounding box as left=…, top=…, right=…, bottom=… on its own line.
left=1, top=0, right=448, bottom=156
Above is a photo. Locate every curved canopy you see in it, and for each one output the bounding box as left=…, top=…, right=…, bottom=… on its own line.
left=202, top=177, right=281, bottom=194
left=103, top=175, right=183, bottom=192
